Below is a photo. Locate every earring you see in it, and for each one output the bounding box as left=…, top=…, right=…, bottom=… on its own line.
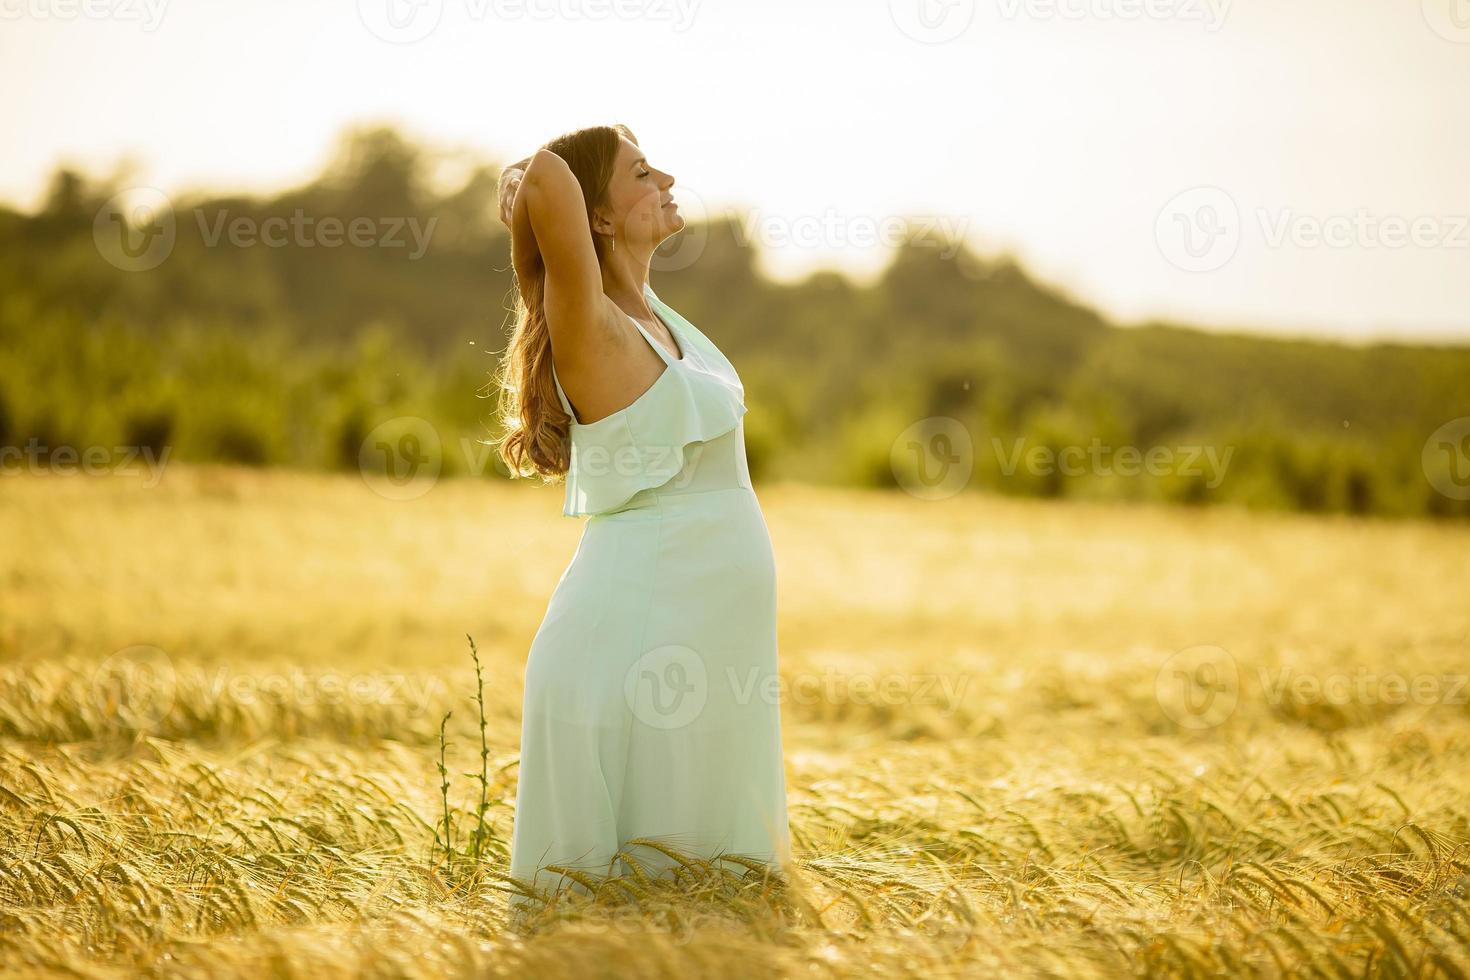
left=606, top=234, right=615, bottom=254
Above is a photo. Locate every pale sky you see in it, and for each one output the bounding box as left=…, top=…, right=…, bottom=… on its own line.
left=2, top=0, right=1468, bottom=342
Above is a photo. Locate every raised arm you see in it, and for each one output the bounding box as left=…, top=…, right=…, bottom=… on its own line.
left=511, top=148, right=607, bottom=364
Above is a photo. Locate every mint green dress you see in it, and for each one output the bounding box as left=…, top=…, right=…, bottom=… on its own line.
left=508, top=282, right=792, bottom=907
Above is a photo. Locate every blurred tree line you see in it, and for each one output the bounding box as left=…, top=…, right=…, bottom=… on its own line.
left=2, top=125, right=1467, bottom=517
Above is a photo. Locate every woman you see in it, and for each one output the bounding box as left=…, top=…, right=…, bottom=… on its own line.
left=492, top=125, right=791, bottom=909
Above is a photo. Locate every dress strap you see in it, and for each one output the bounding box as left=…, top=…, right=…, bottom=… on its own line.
left=551, top=283, right=663, bottom=423
left=550, top=363, right=577, bottom=420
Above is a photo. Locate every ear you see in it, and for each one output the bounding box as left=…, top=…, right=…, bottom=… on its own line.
left=590, top=205, right=616, bottom=238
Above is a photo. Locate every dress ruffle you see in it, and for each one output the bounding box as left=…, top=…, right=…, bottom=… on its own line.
left=560, top=288, right=747, bottom=518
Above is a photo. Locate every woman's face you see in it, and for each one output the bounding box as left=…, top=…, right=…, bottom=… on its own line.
left=597, top=136, right=682, bottom=252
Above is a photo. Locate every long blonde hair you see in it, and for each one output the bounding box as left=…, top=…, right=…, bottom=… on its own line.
left=492, top=123, right=637, bottom=479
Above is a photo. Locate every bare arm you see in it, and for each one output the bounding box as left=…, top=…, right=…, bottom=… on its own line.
left=512, top=148, right=607, bottom=366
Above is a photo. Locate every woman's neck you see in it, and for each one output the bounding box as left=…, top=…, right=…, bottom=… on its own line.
left=600, top=249, right=653, bottom=316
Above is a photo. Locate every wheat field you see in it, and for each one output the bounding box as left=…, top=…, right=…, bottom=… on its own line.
left=1, top=466, right=1467, bottom=978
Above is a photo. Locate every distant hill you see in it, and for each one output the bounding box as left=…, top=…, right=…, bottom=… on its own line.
left=2, top=125, right=1467, bottom=518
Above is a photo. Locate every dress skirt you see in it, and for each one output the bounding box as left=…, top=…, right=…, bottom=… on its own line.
left=507, top=422, right=792, bottom=908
